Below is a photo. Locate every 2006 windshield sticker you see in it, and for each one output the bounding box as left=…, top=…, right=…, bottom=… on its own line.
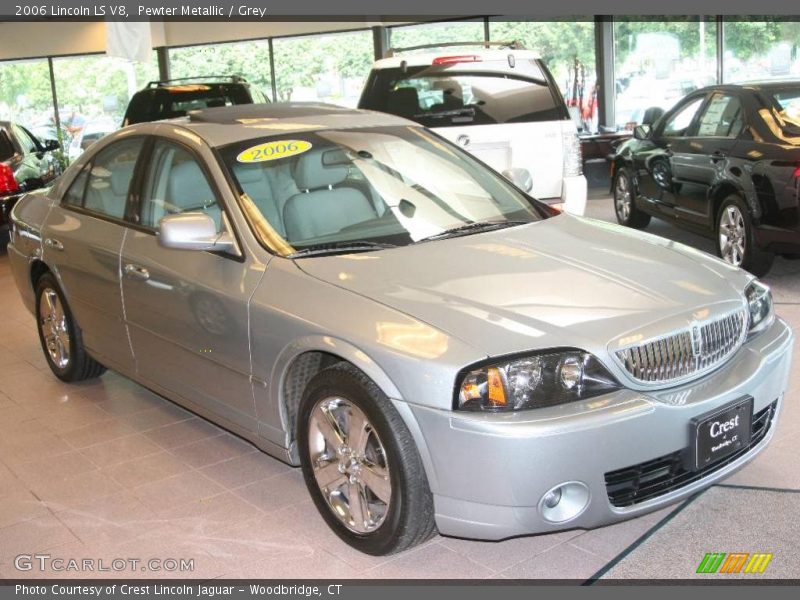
left=237, top=140, right=312, bottom=163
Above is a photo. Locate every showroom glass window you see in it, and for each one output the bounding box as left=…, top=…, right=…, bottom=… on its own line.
left=614, top=17, right=717, bottom=129
left=52, top=54, right=158, bottom=163
left=388, top=19, right=485, bottom=51
left=169, top=40, right=273, bottom=101
left=489, top=18, right=597, bottom=132
left=723, top=18, right=800, bottom=83
left=272, top=29, right=373, bottom=106
left=0, top=58, right=56, bottom=139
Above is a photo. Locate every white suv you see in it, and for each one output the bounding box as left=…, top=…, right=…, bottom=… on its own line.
left=358, top=42, right=587, bottom=214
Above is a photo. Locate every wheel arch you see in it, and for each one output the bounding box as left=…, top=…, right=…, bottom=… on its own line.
left=710, top=179, right=762, bottom=225
left=271, top=336, right=403, bottom=460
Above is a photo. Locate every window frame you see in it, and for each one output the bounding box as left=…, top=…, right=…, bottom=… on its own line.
left=693, top=91, right=747, bottom=139
left=59, top=135, right=148, bottom=227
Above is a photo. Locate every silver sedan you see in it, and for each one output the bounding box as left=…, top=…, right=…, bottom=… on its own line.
left=7, top=103, right=793, bottom=555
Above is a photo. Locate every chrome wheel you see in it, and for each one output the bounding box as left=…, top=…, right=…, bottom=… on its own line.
left=719, top=204, right=746, bottom=266
left=38, top=287, right=70, bottom=369
left=308, top=397, right=391, bottom=534
left=614, top=173, right=632, bottom=221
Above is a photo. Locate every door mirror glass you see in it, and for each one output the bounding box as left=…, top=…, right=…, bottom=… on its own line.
left=43, top=139, right=60, bottom=152
left=633, top=124, right=651, bottom=140
left=501, top=167, right=533, bottom=193
left=158, top=213, right=236, bottom=253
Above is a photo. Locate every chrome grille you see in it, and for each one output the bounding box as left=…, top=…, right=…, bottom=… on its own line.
left=615, top=309, right=748, bottom=385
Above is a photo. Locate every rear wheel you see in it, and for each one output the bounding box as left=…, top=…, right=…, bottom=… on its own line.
left=298, top=363, right=436, bottom=555
left=716, top=195, right=774, bottom=276
left=613, top=169, right=651, bottom=229
left=35, top=272, right=106, bottom=382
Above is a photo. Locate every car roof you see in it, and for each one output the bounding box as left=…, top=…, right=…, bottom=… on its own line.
left=372, top=49, right=541, bottom=69
left=151, top=102, right=417, bottom=147
left=697, top=80, right=800, bottom=94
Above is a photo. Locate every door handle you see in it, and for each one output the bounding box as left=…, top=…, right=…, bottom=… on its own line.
left=44, top=238, right=63, bottom=251
left=123, top=264, right=150, bottom=281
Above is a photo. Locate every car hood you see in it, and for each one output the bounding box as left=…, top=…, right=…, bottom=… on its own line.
left=295, top=214, right=752, bottom=359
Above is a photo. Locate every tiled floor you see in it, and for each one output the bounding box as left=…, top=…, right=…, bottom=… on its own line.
left=1, top=196, right=799, bottom=581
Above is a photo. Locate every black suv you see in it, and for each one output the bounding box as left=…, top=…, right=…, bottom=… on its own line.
left=1, top=121, right=62, bottom=234
left=122, top=76, right=270, bottom=126
left=611, top=81, right=800, bottom=276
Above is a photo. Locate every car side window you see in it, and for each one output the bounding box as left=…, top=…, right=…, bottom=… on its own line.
left=696, top=93, right=744, bottom=138
left=662, top=97, right=705, bottom=137
left=12, top=124, right=37, bottom=154
left=62, top=164, right=91, bottom=207
left=139, top=140, right=222, bottom=231
left=81, top=137, right=144, bottom=220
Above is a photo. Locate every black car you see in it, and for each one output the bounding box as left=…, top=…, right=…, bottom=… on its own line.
left=611, top=81, right=800, bottom=276
left=1, top=121, right=62, bottom=234
left=122, top=76, right=270, bottom=126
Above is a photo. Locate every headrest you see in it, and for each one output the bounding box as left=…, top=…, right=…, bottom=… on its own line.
left=234, top=164, right=265, bottom=185
left=293, top=150, right=348, bottom=191
left=387, top=88, right=420, bottom=117
left=168, top=160, right=212, bottom=206
left=110, top=163, right=134, bottom=196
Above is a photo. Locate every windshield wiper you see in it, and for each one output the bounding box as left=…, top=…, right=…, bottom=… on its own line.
left=415, top=220, right=530, bottom=243
left=287, top=240, right=397, bottom=258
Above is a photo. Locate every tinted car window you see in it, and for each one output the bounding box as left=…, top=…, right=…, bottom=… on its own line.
left=696, top=94, right=744, bottom=138
left=139, top=140, right=222, bottom=231
left=662, top=96, right=705, bottom=137
left=0, top=129, right=15, bottom=161
left=360, top=60, right=564, bottom=127
left=82, top=138, right=144, bottom=219
left=63, top=164, right=91, bottom=207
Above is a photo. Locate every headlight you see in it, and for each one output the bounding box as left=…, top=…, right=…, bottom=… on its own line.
left=456, top=349, right=621, bottom=412
left=746, top=279, right=774, bottom=335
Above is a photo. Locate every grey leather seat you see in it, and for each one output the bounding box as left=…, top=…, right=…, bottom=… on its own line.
left=282, top=150, right=377, bottom=243
left=233, top=163, right=299, bottom=236
left=166, top=160, right=222, bottom=229
left=84, top=162, right=134, bottom=219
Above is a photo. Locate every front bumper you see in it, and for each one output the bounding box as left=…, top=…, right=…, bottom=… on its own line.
left=403, top=316, right=793, bottom=541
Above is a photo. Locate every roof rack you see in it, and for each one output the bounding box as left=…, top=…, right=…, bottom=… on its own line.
left=146, top=75, right=249, bottom=88
left=385, top=40, right=525, bottom=58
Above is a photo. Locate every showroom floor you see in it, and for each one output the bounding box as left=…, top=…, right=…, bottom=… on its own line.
left=1, top=195, right=799, bottom=581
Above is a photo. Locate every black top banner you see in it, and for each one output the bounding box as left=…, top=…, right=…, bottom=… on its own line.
left=0, top=0, right=800, bottom=20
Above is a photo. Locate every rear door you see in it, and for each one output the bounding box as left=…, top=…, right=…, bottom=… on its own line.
left=360, top=59, right=570, bottom=199
left=120, top=136, right=260, bottom=431
left=41, top=137, right=144, bottom=373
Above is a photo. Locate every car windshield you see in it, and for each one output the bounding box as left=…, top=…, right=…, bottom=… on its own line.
left=219, top=125, right=546, bottom=256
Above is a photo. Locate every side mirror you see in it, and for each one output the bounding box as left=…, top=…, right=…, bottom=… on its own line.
left=158, top=213, right=236, bottom=254
left=44, top=139, right=60, bottom=151
left=501, top=167, right=533, bottom=193
left=633, top=124, right=652, bottom=140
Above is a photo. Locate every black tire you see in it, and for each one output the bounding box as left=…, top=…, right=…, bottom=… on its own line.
left=297, top=363, right=436, bottom=555
left=35, top=272, right=106, bottom=382
left=613, top=168, right=651, bottom=229
left=716, top=195, right=774, bottom=277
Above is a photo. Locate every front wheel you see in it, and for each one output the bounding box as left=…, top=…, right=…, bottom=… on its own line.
left=298, top=363, right=436, bottom=555
left=716, top=195, right=774, bottom=276
left=613, top=168, right=651, bottom=229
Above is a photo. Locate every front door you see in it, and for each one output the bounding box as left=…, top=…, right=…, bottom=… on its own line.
left=41, top=137, right=144, bottom=373
left=634, top=94, right=707, bottom=220
left=121, top=138, right=260, bottom=430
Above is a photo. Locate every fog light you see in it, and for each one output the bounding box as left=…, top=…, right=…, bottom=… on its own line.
left=539, top=482, right=590, bottom=523
left=543, top=488, right=562, bottom=509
